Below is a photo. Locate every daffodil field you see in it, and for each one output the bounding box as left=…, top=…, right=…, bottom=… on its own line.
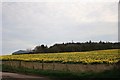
left=1, top=49, right=120, bottom=64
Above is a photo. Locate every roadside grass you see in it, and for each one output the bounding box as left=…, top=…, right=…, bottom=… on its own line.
left=1, top=64, right=120, bottom=80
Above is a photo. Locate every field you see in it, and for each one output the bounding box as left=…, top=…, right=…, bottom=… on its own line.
left=1, top=49, right=120, bottom=64
left=1, top=49, right=120, bottom=79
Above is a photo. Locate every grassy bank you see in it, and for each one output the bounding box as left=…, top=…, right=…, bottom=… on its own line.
left=2, top=64, right=120, bottom=80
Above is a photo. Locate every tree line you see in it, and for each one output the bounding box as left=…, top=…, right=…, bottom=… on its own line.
left=32, top=41, right=120, bottom=53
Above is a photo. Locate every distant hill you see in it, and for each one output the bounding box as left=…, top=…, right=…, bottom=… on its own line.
left=12, top=50, right=33, bottom=55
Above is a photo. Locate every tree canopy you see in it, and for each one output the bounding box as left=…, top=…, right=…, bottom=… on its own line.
left=32, top=41, right=120, bottom=54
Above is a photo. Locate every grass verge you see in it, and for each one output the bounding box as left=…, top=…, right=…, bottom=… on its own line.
left=1, top=64, right=120, bottom=80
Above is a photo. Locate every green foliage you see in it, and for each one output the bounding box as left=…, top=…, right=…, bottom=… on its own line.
left=32, top=41, right=120, bottom=53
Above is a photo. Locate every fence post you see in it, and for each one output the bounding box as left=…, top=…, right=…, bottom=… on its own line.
left=66, top=63, right=69, bottom=71
left=53, top=61, right=55, bottom=70
left=19, top=61, right=21, bottom=68
left=10, top=61, right=12, bottom=67
left=42, top=59, right=44, bottom=70
left=32, top=61, right=34, bottom=69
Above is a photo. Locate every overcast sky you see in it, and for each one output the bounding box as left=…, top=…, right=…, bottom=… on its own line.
left=1, top=0, right=119, bottom=55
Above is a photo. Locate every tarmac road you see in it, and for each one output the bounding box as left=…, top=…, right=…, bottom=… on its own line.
left=0, top=72, right=51, bottom=80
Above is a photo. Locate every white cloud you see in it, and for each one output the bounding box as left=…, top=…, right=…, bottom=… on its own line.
left=2, top=2, right=118, bottom=24
left=0, top=2, right=2, bottom=55
left=2, top=0, right=119, bottom=2
left=2, top=2, right=118, bottom=54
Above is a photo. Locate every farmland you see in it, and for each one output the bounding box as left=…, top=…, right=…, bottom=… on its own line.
left=1, top=49, right=120, bottom=79
left=1, top=49, right=120, bottom=64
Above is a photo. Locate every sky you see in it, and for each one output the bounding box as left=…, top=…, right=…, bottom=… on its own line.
left=1, top=0, right=119, bottom=55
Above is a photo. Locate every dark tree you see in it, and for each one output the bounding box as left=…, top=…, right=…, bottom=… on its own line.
left=31, top=41, right=120, bottom=54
